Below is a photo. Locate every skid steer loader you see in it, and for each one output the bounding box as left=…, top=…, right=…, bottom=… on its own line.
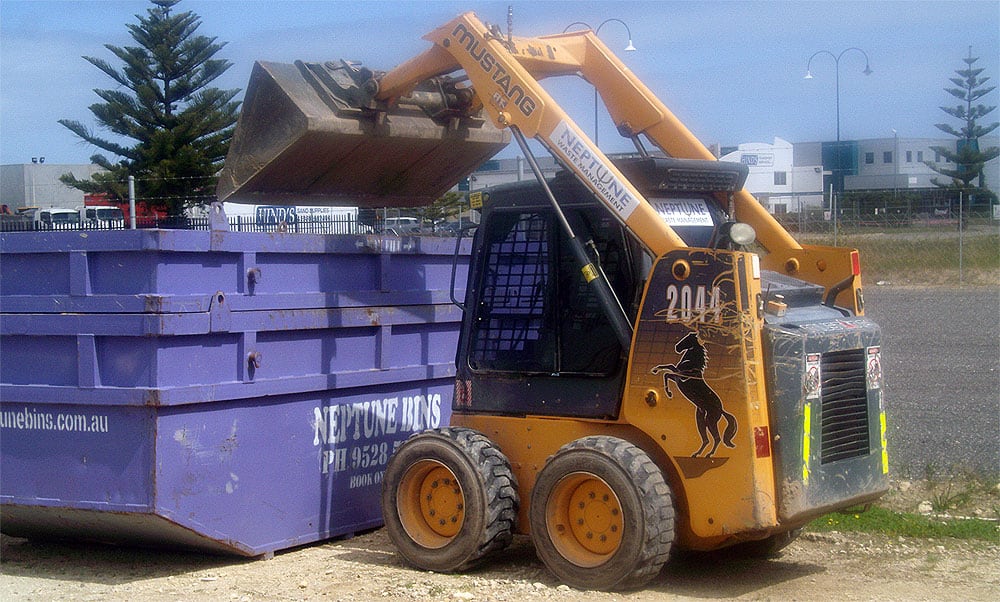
left=219, top=12, right=889, bottom=591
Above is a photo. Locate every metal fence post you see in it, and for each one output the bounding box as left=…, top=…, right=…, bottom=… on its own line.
left=128, top=176, right=136, bottom=230
left=959, top=191, right=964, bottom=286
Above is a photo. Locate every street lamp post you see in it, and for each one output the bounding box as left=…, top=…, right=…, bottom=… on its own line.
left=892, top=128, right=898, bottom=217
left=563, top=19, right=636, bottom=147
left=804, top=48, right=872, bottom=229
left=29, top=156, right=44, bottom=206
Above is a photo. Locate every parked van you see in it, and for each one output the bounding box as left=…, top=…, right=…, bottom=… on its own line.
left=381, top=216, right=421, bottom=234
left=34, top=208, right=81, bottom=229
left=78, top=205, right=125, bottom=227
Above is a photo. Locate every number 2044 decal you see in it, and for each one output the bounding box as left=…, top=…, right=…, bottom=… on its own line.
left=662, top=285, right=723, bottom=324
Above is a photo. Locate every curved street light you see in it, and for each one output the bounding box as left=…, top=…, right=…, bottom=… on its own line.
left=804, top=48, right=872, bottom=237
left=804, top=48, right=873, bottom=143
left=563, top=19, right=637, bottom=146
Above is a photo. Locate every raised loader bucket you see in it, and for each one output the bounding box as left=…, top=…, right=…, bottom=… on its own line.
left=217, top=60, right=510, bottom=207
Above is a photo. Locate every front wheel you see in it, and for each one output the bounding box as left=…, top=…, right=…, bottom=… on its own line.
left=530, top=436, right=675, bottom=591
left=381, top=427, right=518, bottom=572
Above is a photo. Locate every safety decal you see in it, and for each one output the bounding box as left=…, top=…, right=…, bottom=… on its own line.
left=804, top=353, right=822, bottom=400
left=866, top=346, right=882, bottom=390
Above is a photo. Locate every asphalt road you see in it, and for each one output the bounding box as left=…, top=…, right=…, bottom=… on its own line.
left=863, top=287, right=999, bottom=479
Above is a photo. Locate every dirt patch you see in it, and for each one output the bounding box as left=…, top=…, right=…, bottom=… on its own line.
left=2, top=479, right=997, bottom=602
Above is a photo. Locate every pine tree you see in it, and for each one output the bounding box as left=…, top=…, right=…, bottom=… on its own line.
left=926, top=48, right=999, bottom=207
left=59, top=0, right=240, bottom=216
left=424, top=192, right=468, bottom=231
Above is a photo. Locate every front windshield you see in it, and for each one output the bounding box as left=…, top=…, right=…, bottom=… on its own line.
left=96, top=208, right=124, bottom=220
left=51, top=212, right=80, bottom=223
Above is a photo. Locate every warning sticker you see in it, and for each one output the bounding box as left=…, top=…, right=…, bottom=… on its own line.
left=804, top=353, right=822, bottom=400
left=866, top=346, right=882, bottom=390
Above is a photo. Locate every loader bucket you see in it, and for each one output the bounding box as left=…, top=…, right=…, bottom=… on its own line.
left=217, top=61, right=510, bottom=207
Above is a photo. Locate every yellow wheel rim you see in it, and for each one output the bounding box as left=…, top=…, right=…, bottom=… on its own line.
left=545, top=472, right=623, bottom=567
left=397, top=460, right=466, bottom=549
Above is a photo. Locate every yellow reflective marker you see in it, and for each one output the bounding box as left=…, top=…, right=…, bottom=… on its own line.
left=802, top=402, right=812, bottom=485
left=581, top=263, right=598, bottom=283
left=880, top=411, right=889, bottom=474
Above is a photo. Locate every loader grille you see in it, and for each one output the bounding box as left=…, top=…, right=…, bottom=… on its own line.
left=819, top=349, right=871, bottom=464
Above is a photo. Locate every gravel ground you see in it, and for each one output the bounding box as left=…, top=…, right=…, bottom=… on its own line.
left=864, top=287, right=1000, bottom=478
left=2, top=523, right=998, bottom=602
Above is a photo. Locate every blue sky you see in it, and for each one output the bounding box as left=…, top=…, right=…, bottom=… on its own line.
left=1, top=0, right=997, bottom=165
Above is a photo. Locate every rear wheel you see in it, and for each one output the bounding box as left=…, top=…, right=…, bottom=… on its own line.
left=381, top=427, right=518, bottom=572
left=530, top=436, right=674, bottom=591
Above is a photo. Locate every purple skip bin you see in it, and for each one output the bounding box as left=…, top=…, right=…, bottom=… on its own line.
left=0, top=227, right=469, bottom=556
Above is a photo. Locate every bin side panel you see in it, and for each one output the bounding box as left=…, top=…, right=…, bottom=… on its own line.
left=154, top=382, right=454, bottom=555
left=389, top=322, right=464, bottom=367
left=256, top=327, right=376, bottom=378
left=93, top=334, right=242, bottom=389
left=0, top=253, right=70, bottom=295
left=88, top=252, right=158, bottom=295
left=0, top=403, right=155, bottom=509
left=0, top=335, right=78, bottom=386
left=156, top=253, right=241, bottom=296
left=254, top=252, right=379, bottom=294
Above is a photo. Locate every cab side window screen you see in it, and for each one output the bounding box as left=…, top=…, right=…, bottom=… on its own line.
left=470, top=212, right=554, bottom=373
left=469, top=209, right=631, bottom=376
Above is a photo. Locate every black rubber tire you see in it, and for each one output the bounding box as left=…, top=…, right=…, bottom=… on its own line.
left=529, top=436, right=674, bottom=591
left=381, top=427, right=518, bottom=572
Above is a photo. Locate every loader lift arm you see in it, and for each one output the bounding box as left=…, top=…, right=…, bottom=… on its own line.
left=372, top=12, right=802, bottom=259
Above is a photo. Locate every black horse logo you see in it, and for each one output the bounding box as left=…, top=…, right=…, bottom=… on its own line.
left=651, top=331, right=738, bottom=458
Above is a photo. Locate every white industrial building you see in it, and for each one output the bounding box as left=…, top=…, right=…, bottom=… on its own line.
left=0, top=161, right=104, bottom=213
left=720, top=136, right=999, bottom=212
left=718, top=137, right=825, bottom=216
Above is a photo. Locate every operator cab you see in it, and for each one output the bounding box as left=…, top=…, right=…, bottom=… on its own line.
left=454, top=157, right=750, bottom=421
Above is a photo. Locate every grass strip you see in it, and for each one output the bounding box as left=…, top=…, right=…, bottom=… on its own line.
left=797, top=229, right=999, bottom=286
left=807, top=506, right=999, bottom=542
